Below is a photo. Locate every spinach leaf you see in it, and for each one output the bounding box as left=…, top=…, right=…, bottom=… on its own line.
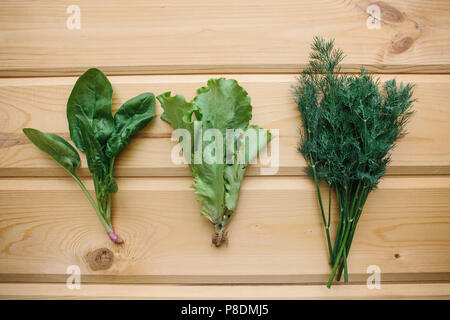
left=67, top=68, right=114, bottom=151
left=24, top=68, right=155, bottom=243
left=106, top=92, right=156, bottom=157
left=22, top=128, right=80, bottom=176
left=75, top=115, right=109, bottom=179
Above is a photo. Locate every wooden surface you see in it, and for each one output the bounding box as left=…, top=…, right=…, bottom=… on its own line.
left=1, top=283, right=449, bottom=300
left=0, top=0, right=450, bottom=76
left=1, top=74, right=450, bottom=176
left=0, top=0, right=449, bottom=299
left=1, top=176, right=450, bottom=283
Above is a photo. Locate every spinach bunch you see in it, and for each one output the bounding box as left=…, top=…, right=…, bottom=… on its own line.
left=294, top=38, right=414, bottom=287
left=23, top=68, right=155, bottom=243
left=158, top=78, right=271, bottom=246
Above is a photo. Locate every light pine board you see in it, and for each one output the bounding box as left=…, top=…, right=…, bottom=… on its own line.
left=0, top=283, right=449, bottom=300
left=0, top=176, right=449, bottom=284
left=0, top=0, right=449, bottom=300
left=1, top=74, right=449, bottom=177
left=0, top=0, right=449, bottom=76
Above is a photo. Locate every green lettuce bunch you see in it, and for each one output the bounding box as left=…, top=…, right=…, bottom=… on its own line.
left=158, top=78, right=271, bottom=246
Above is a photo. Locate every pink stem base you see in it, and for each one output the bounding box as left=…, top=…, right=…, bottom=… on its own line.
left=108, top=230, right=124, bottom=244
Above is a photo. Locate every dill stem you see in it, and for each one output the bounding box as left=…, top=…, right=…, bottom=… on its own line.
left=336, top=185, right=351, bottom=282
left=346, top=188, right=370, bottom=251
left=332, top=186, right=343, bottom=261
left=349, top=181, right=361, bottom=219
left=331, top=183, right=368, bottom=284
left=327, top=182, right=332, bottom=227
left=310, top=158, right=333, bottom=261
left=336, top=186, right=370, bottom=281
left=343, top=246, right=348, bottom=283
left=327, top=219, right=352, bottom=288
left=334, top=185, right=349, bottom=261
left=336, top=184, right=359, bottom=281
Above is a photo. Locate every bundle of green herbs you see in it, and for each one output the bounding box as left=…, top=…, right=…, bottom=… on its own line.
left=23, top=68, right=155, bottom=243
left=294, top=37, right=414, bottom=287
left=158, top=78, right=271, bottom=246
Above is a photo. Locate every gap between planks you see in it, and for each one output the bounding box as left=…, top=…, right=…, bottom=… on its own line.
left=1, top=273, right=449, bottom=286
left=2, top=66, right=450, bottom=79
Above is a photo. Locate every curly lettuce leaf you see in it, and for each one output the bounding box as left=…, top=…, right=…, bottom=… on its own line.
left=158, top=92, right=194, bottom=134
left=224, top=125, right=272, bottom=212
left=193, top=78, right=252, bottom=133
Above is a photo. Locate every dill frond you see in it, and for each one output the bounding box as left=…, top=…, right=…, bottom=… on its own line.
left=294, top=37, right=415, bottom=287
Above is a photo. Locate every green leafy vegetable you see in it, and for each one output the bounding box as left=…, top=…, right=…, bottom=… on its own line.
left=67, top=67, right=114, bottom=150
left=158, top=78, right=271, bottom=246
left=22, top=128, right=81, bottom=176
left=23, top=68, right=155, bottom=243
left=294, top=37, right=414, bottom=287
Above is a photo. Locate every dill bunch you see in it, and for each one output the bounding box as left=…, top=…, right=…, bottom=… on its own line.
left=294, top=37, right=415, bottom=287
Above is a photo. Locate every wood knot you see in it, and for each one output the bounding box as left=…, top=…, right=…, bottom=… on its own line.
left=373, top=1, right=404, bottom=23
left=390, top=36, right=414, bottom=54
left=87, top=248, right=114, bottom=270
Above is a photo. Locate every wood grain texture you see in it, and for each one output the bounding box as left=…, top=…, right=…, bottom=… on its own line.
left=0, top=283, right=449, bottom=300
left=0, top=176, right=449, bottom=284
left=1, top=74, right=449, bottom=177
left=0, top=0, right=449, bottom=76
left=1, top=0, right=449, bottom=300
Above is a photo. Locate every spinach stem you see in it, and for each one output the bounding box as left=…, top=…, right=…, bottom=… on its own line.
left=333, top=186, right=343, bottom=260
left=105, top=195, right=112, bottom=221
left=72, top=175, right=111, bottom=231
left=71, top=174, right=122, bottom=243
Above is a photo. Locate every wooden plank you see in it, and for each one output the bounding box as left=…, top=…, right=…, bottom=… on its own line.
left=1, top=74, right=449, bottom=176
left=0, top=1, right=449, bottom=76
left=0, top=283, right=449, bottom=299
left=0, top=176, right=449, bottom=284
